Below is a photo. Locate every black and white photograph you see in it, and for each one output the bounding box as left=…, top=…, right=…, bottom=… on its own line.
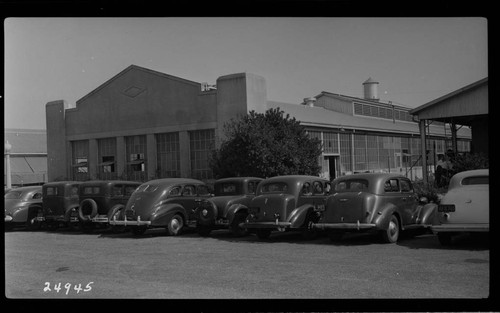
left=3, top=12, right=491, bottom=309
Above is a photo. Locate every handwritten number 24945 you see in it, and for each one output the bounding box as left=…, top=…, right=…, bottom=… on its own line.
left=43, top=282, right=93, bottom=294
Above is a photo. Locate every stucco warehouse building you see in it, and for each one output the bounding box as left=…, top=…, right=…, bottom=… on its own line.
left=45, top=65, right=471, bottom=183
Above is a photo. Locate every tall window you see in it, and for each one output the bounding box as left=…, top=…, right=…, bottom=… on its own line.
left=190, top=129, right=215, bottom=180
left=339, top=133, right=352, bottom=174
left=98, top=137, right=117, bottom=180
left=353, top=134, right=367, bottom=172
left=125, top=135, right=147, bottom=181
left=156, top=132, right=180, bottom=178
left=323, top=132, right=339, bottom=154
left=366, top=135, right=378, bottom=170
left=72, top=140, right=89, bottom=181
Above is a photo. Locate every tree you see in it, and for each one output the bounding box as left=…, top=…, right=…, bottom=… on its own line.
left=211, top=108, right=323, bottom=179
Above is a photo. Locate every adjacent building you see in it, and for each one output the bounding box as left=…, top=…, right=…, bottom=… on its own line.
left=4, top=128, right=48, bottom=186
left=45, top=65, right=471, bottom=183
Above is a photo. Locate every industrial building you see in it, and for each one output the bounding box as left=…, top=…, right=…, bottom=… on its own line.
left=45, top=65, right=471, bottom=183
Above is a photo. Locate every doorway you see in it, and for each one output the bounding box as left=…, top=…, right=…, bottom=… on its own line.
left=324, top=155, right=339, bottom=181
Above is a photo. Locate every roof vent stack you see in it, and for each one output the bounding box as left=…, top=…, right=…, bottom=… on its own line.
left=303, top=97, right=316, bottom=107
left=363, top=77, right=379, bottom=101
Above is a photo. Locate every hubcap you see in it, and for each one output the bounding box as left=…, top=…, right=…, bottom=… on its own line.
left=389, top=220, right=398, bottom=239
left=171, top=218, right=181, bottom=231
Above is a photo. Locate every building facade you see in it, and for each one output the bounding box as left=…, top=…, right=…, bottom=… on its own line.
left=46, top=65, right=471, bottom=183
left=4, top=128, right=48, bottom=186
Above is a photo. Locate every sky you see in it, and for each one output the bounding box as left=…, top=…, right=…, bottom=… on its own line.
left=4, top=17, right=488, bottom=130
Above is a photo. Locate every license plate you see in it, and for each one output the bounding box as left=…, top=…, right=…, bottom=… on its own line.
left=438, top=204, right=455, bottom=213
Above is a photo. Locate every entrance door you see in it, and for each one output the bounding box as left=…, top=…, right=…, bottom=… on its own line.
left=324, top=156, right=339, bottom=181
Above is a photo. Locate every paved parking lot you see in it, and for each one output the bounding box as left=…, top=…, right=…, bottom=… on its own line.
left=4, top=225, right=490, bottom=304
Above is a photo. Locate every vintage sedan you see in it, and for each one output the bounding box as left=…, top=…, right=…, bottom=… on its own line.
left=77, top=180, right=141, bottom=232
left=5, top=186, right=43, bottom=231
left=195, top=177, right=263, bottom=236
left=42, top=181, right=81, bottom=230
left=431, top=169, right=489, bottom=245
left=242, top=175, right=331, bottom=239
left=109, top=178, right=212, bottom=235
left=311, top=173, right=437, bottom=243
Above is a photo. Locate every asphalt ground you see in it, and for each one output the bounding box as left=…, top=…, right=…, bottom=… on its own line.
left=3, top=225, right=492, bottom=309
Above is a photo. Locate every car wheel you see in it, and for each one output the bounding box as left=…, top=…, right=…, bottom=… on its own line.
left=167, top=214, right=184, bottom=236
left=256, top=229, right=271, bottom=239
left=131, top=226, right=147, bottom=236
left=380, top=214, right=400, bottom=243
left=26, top=207, right=42, bottom=231
left=197, top=225, right=212, bottom=237
left=328, top=231, right=343, bottom=242
left=230, top=212, right=248, bottom=237
left=301, top=213, right=319, bottom=240
left=437, top=233, right=452, bottom=246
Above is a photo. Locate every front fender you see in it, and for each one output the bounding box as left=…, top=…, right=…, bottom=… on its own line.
left=288, top=205, right=313, bottom=228
left=226, top=204, right=248, bottom=224
left=418, top=203, right=438, bottom=225
left=150, top=204, right=186, bottom=227
left=372, top=204, right=398, bottom=230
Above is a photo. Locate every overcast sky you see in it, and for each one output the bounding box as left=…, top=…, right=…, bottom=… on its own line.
left=4, top=17, right=488, bottom=130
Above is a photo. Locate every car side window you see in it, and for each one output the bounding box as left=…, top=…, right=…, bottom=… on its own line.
left=32, top=192, right=42, bottom=199
left=247, top=181, right=258, bottom=195
left=384, top=179, right=400, bottom=192
left=312, top=181, right=324, bottom=195
left=169, top=186, right=181, bottom=196
left=301, top=182, right=312, bottom=196
left=400, top=179, right=413, bottom=192
left=124, top=186, right=137, bottom=196
left=113, top=185, right=124, bottom=196
left=182, top=185, right=196, bottom=196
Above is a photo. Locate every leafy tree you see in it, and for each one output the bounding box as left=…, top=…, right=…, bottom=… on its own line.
left=211, top=108, right=322, bottom=178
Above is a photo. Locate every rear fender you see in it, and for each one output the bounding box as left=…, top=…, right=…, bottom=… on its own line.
left=107, top=204, right=125, bottom=220
left=372, top=204, right=399, bottom=230
left=288, top=205, right=313, bottom=228
left=418, top=203, right=438, bottom=225
left=150, top=204, right=186, bottom=226
left=226, top=204, right=248, bottom=224
left=64, top=204, right=79, bottom=221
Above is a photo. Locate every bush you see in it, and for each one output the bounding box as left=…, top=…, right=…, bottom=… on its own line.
left=413, top=179, right=446, bottom=204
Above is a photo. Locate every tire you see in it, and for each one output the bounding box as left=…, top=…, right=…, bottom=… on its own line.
left=256, top=229, right=272, bottom=239
left=437, top=232, right=452, bottom=246
left=167, top=214, right=184, bottom=236
left=328, top=231, right=343, bottom=242
left=230, top=212, right=248, bottom=237
left=197, top=225, right=212, bottom=237
left=78, top=199, right=98, bottom=222
left=131, top=226, right=147, bottom=236
left=301, top=212, right=319, bottom=240
left=26, top=207, right=42, bottom=231
left=197, top=205, right=215, bottom=226
left=108, top=205, right=125, bottom=233
left=380, top=214, right=400, bottom=243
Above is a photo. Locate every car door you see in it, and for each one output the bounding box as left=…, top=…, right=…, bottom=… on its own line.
left=398, top=178, right=419, bottom=225
left=383, top=178, right=406, bottom=221
left=178, top=184, right=198, bottom=220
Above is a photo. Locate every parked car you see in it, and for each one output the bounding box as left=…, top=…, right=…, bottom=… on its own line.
left=431, top=169, right=489, bottom=245
left=42, top=181, right=81, bottom=230
left=77, top=180, right=141, bottom=232
left=311, top=173, right=437, bottom=243
left=195, top=177, right=263, bottom=236
left=109, top=178, right=212, bottom=235
left=242, top=175, right=331, bottom=239
left=5, top=186, right=43, bottom=231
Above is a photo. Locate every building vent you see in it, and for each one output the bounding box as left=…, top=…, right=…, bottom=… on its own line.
left=303, top=97, right=316, bottom=107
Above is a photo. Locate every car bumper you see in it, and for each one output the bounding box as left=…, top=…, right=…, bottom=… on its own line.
left=109, top=217, right=151, bottom=226
left=45, top=216, right=79, bottom=223
left=242, top=221, right=292, bottom=229
left=90, top=215, right=110, bottom=223
left=5, top=216, right=13, bottom=223
left=431, top=224, right=489, bottom=233
left=311, top=222, right=376, bottom=231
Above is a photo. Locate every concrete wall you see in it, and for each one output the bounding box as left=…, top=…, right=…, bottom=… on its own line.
left=46, top=100, right=69, bottom=181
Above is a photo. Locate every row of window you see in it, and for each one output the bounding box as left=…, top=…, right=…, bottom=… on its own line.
left=353, top=102, right=414, bottom=122
left=71, top=129, right=215, bottom=181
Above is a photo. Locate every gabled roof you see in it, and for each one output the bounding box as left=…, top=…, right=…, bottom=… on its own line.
left=410, top=77, right=488, bottom=115
left=76, top=64, right=201, bottom=104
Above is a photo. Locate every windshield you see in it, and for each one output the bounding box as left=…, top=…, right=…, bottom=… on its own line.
left=136, top=184, right=158, bottom=193
left=334, top=179, right=369, bottom=192
left=215, top=182, right=240, bottom=196
left=260, top=182, right=288, bottom=194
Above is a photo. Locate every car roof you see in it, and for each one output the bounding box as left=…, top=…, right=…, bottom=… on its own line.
left=449, top=169, right=489, bottom=189
left=78, top=180, right=141, bottom=186
left=43, top=181, right=81, bottom=186
left=140, top=178, right=205, bottom=187
left=5, top=186, right=42, bottom=193
left=215, top=177, right=263, bottom=183
left=261, top=175, right=329, bottom=184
